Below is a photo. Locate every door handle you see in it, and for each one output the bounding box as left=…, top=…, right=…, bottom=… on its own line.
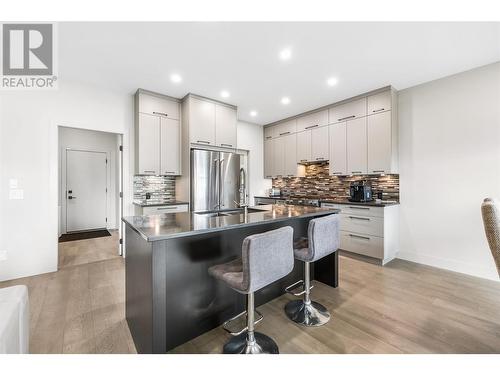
left=68, top=196, right=77, bottom=200
left=372, top=108, right=385, bottom=113
left=349, top=216, right=370, bottom=221
left=305, top=125, right=318, bottom=129
left=338, top=115, right=355, bottom=121
left=349, top=234, right=370, bottom=240
left=197, top=140, right=210, bottom=144
left=220, top=159, right=225, bottom=207
left=153, top=111, right=168, bottom=117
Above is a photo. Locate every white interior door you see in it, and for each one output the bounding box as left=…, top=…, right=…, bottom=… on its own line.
left=66, top=149, right=107, bottom=232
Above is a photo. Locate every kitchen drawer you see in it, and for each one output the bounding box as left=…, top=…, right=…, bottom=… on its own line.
left=367, top=90, right=391, bottom=115
left=275, top=119, right=297, bottom=137
left=138, top=93, right=180, bottom=120
left=340, top=231, right=384, bottom=259
left=321, top=203, right=342, bottom=210
left=142, top=204, right=188, bottom=215
left=340, top=213, right=384, bottom=237
left=329, top=98, right=367, bottom=124
left=335, top=204, right=384, bottom=218
left=296, top=110, right=328, bottom=132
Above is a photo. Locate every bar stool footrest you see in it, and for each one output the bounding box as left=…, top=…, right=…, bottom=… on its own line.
left=222, top=309, right=264, bottom=336
left=284, top=280, right=314, bottom=297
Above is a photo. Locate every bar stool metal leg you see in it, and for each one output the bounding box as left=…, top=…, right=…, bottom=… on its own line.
left=284, top=262, right=330, bottom=327
left=223, top=293, right=279, bottom=354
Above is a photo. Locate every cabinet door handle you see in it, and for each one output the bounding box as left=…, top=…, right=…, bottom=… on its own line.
left=349, top=206, right=370, bottom=210
left=143, top=170, right=156, bottom=174
left=332, top=172, right=343, bottom=175
left=197, top=140, right=210, bottom=144
left=316, top=157, right=324, bottom=160
left=338, top=115, right=355, bottom=121
left=351, top=171, right=362, bottom=174
left=153, top=111, right=168, bottom=117
left=279, top=131, right=291, bottom=136
left=372, top=170, right=385, bottom=173
left=305, top=124, right=318, bottom=129
left=265, top=136, right=273, bottom=140
left=349, top=234, right=370, bottom=240
left=349, top=216, right=370, bottom=221
left=221, top=143, right=233, bottom=147
left=157, top=206, right=177, bottom=210
left=165, top=171, right=176, bottom=175
left=300, top=159, right=308, bottom=162
left=372, top=108, right=385, bottom=113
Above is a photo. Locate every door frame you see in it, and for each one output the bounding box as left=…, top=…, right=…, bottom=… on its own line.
left=52, top=122, right=129, bottom=270
left=64, top=148, right=109, bottom=233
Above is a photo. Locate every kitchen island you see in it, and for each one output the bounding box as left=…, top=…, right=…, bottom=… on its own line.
left=123, top=204, right=340, bottom=353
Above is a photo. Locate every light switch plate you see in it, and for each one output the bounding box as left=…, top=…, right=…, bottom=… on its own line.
left=9, top=189, right=24, bottom=200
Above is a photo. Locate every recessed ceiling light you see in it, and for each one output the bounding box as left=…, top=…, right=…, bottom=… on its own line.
left=220, top=90, right=230, bottom=98
left=327, top=77, right=338, bottom=86
left=281, top=97, right=290, bottom=105
left=170, top=73, right=182, bottom=83
left=279, top=48, right=292, bottom=61
left=250, top=111, right=257, bottom=117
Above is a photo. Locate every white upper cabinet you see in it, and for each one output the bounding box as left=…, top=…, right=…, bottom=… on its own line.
left=346, top=117, right=367, bottom=175
left=329, top=122, right=347, bottom=176
left=137, top=113, right=161, bottom=175
left=189, top=97, right=216, bottom=146
left=311, top=126, right=329, bottom=162
left=273, top=137, right=285, bottom=177
left=283, top=133, right=298, bottom=177
left=296, top=110, right=328, bottom=132
left=264, top=126, right=275, bottom=140
left=367, top=111, right=393, bottom=174
left=367, top=90, right=392, bottom=115
left=296, top=131, right=312, bottom=163
left=138, top=92, right=180, bottom=120
left=160, top=117, right=181, bottom=176
left=329, top=98, right=367, bottom=124
left=215, top=104, right=237, bottom=148
left=275, top=119, right=297, bottom=137
left=264, top=139, right=274, bottom=178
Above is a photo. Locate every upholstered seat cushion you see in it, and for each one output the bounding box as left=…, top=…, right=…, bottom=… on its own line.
left=208, top=258, right=245, bottom=292
left=209, top=226, right=294, bottom=294
left=293, top=214, right=340, bottom=263
left=481, top=198, right=500, bottom=277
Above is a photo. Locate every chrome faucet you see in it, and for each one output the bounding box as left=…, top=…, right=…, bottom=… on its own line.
left=234, top=200, right=249, bottom=216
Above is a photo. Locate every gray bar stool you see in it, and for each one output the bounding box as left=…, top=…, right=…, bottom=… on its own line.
left=284, top=214, right=340, bottom=327
left=209, top=226, right=294, bottom=354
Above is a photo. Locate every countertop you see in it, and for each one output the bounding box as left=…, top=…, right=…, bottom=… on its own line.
left=123, top=204, right=340, bottom=242
left=254, top=196, right=399, bottom=207
left=133, top=200, right=189, bottom=207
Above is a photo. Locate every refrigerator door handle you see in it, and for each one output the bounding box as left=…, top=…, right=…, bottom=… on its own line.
left=219, top=159, right=225, bottom=208
left=213, top=158, right=220, bottom=210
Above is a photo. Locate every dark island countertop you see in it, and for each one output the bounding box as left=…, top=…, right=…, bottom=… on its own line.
left=123, top=204, right=340, bottom=242
left=133, top=200, right=189, bottom=207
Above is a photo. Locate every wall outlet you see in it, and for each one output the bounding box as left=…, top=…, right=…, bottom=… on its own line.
left=0, top=250, right=7, bottom=261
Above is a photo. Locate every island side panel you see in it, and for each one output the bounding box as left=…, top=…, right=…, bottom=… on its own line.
left=312, top=251, right=339, bottom=288
left=125, top=225, right=153, bottom=354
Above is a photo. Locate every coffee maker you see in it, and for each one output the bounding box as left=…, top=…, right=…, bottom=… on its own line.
left=348, top=181, right=373, bottom=202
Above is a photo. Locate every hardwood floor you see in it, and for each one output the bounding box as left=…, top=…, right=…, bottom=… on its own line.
left=1, top=245, right=500, bottom=354
left=58, top=229, right=121, bottom=269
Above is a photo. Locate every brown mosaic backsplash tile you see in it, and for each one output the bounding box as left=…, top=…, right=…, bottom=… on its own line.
left=272, top=162, right=399, bottom=201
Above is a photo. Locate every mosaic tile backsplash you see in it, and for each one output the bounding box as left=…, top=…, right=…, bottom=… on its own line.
left=272, top=163, right=399, bottom=201
left=133, top=175, right=176, bottom=202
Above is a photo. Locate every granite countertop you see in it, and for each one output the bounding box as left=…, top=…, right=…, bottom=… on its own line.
left=123, top=204, right=340, bottom=242
left=253, top=195, right=399, bottom=207
left=133, top=200, right=190, bottom=207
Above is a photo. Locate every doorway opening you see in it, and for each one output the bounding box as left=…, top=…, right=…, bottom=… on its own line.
left=57, top=126, right=123, bottom=269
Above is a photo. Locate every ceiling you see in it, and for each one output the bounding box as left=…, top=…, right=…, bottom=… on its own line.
left=59, top=22, right=500, bottom=125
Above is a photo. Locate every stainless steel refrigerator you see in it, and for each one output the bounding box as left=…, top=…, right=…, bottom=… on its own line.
left=191, top=149, right=243, bottom=212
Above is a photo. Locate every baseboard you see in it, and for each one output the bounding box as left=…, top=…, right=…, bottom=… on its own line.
left=397, top=251, right=499, bottom=282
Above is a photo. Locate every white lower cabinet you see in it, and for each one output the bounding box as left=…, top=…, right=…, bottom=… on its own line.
left=137, top=204, right=189, bottom=216
left=322, top=203, right=399, bottom=265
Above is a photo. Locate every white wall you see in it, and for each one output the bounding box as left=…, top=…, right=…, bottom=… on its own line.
left=58, top=127, right=121, bottom=233
left=398, top=62, right=500, bottom=281
left=0, top=80, right=134, bottom=282
left=237, top=121, right=272, bottom=202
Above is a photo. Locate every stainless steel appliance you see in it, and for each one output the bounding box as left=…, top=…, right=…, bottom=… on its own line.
left=191, top=149, right=243, bottom=212
left=348, top=181, right=373, bottom=202
left=269, top=188, right=281, bottom=197
left=285, top=197, right=320, bottom=207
